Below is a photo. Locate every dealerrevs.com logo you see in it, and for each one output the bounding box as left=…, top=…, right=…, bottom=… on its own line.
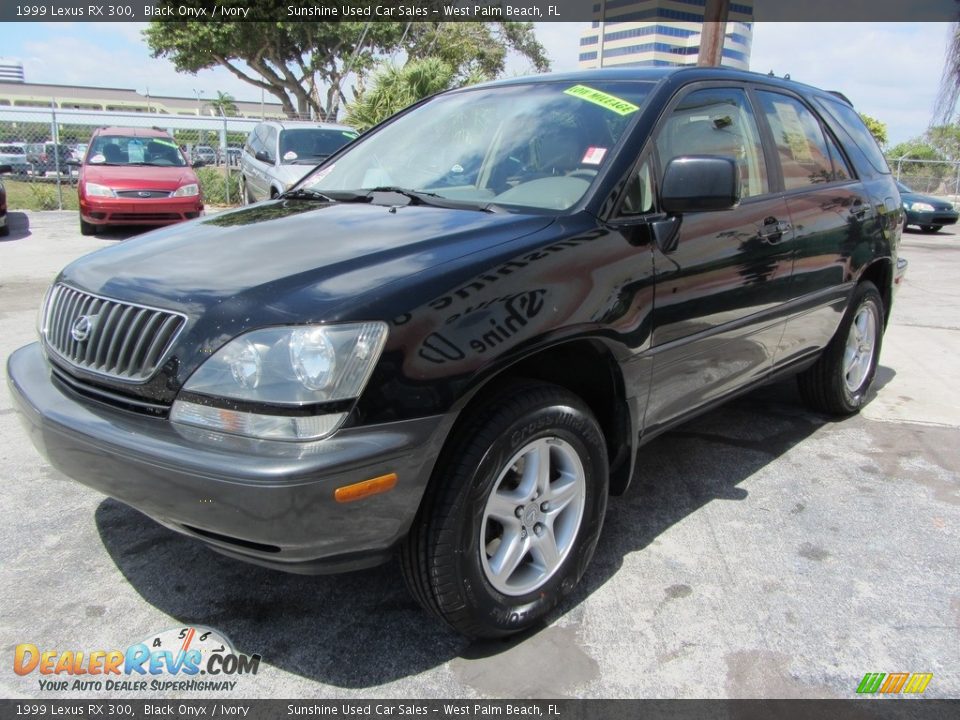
left=14, top=627, right=261, bottom=692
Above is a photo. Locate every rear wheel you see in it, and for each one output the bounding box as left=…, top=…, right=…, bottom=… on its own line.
left=79, top=218, right=98, bottom=236
left=920, top=225, right=942, bottom=233
left=798, top=281, right=883, bottom=415
left=400, top=381, right=608, bottom=639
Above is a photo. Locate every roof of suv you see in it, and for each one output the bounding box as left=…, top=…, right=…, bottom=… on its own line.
left=254, top=120, right=355, bottom=132
left=473, top=66, right=850, bottom=105
left=91, top=127, right=174, bottom=138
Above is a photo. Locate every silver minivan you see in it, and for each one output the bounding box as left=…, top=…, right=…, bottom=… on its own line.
left=239, top=120, right=358, bottom=203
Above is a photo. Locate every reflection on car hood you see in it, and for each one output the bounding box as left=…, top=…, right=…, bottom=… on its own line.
left=59, top=199, right=554, bottom=322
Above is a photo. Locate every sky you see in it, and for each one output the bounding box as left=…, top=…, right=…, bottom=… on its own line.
left=0, top=21, right=954, bottom=146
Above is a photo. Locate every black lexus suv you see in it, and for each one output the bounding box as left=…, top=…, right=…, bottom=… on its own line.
left=8, top=68, right=905, bottom=638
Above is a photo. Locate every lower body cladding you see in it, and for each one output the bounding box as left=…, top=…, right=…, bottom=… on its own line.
left=7, top=342, right=445, bottom=573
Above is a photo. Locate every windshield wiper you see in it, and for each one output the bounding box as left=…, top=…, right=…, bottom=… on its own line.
left=278, top=187, right=335, bottom=202
left=365, top=186, right=495, bottom=212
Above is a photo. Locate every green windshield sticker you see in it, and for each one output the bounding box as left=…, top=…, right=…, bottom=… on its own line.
left=154, top=139, right=179, bottom=149
left=564, top=85, right=639, bottom=116
left=342, top=131, right=359, bottom=139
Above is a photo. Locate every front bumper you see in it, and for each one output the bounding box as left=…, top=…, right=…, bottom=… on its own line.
left=905, top=209, right=958, bottom=227
left=80, top=196, right=203, bottom=226
left=7, top=342, right=446, bottom=573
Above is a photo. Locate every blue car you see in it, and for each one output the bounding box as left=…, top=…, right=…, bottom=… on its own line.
left=898, top=181, right=958, bottom=233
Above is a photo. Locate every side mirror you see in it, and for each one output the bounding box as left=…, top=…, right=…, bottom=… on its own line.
left=0, top=164, right=11, bottom=174
left=661, top=156, right=740, bottom=214
left=254, top=150, right=272, bottom=164
left=66, top=159, right=81, bottom=167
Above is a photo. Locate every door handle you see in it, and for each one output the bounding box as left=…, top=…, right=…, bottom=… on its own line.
left=849, top=202, right=868, bottom=218
left=758, top=218, right=792, bottom=243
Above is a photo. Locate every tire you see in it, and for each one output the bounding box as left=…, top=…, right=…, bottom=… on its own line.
left=920, top=225, right=942, bottom=233
left=798, top=281, right=884, bottom=416
left=79, top=218, right=98, bottom=236
left=401, top=380, right=608, bottom=639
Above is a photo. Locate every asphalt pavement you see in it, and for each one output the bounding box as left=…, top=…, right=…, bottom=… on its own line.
left=0, top=210, right=957, bottom=699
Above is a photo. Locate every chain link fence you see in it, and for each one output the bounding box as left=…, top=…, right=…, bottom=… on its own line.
left=890, top=157, right=960, bottom=202
left=0, top=106, right=261, bottom=211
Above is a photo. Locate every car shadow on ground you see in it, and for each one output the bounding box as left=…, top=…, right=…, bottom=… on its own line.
left=94, top=376, right=882, bottom=688
left=90, top=225, right=154, bottom=241
left=1, top=211, right=31, bottom=241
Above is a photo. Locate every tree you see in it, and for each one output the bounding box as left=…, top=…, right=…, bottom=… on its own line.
left=344, top=57, right=469, bottom=131
left=208, top=91, right=238, bottom=117
left=145, top=5, right=549, bottom=120
left=401, top=23, right=550, bottom=82
left=935, top=18, right=960, bottom=124
left=859, top=113, right=888, bottom=147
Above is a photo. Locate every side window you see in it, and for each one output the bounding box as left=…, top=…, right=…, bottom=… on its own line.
left=814, top=95, right=891, bottom=175
left=620, top=159, right=654, bottom=215
left=655, top=87, right=768, bottom=198
left=823, top=130, right=853, bottom=181
left=756, top=91, right=834, bottom=189
left=246, top=127, right=263, bottom=157
left=262, top=126, right=278, bottom=162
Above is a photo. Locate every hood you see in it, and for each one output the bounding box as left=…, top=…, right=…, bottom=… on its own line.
left=82, top=164, right=198, bottom=191
left=60, top=199, right=554, bottom=324
left=900, top=190, right=955, bottom=210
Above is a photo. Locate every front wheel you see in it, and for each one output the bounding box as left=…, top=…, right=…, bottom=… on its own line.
left=798, top=281, right=884, bottom=415
left=401, top=381, right=608, bottom=639
left=79, top=218, right=98, bottom=236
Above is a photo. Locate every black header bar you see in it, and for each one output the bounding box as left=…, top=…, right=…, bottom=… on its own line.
left=1, top=0, right=957, bottom=23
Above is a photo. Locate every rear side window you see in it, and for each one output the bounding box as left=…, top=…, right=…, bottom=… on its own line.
left=757, top=91, right=836, bottom=189
left=655, top=87, right=769, bottom=198
left=814, top=96, right=890, bottom=175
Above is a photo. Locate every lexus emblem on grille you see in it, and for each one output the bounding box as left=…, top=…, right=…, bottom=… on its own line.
left=71, top=315, right=94, bottom=342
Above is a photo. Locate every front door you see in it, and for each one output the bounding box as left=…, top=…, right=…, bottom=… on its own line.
left=644, top=85, right=795, bottom=434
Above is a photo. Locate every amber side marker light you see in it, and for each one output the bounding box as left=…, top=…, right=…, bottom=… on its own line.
left=334, top=473, right=398, bottom=503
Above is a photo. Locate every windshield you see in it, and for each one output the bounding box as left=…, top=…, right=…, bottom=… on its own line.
left=280, top=128, right=357, bottom=165
left=297, top=81, right=652, bottom=212
left=86, top=135, right=187, bottom=167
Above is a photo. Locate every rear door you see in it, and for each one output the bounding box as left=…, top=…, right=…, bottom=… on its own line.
left=752, top=89, right=870, bottom=367
left=644, top=84, right=795, bottom=432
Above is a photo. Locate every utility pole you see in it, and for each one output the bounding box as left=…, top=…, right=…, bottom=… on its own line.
left=698, top=0, right=730, bottom=67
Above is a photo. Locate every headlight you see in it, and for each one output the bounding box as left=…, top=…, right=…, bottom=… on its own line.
left=910, top=202, right=935, bottom=212
left=170, top=322, right=388, bottom=441
left=84, top=182, right=115, bottom=197
left=172, top=183, right=200, bottom=197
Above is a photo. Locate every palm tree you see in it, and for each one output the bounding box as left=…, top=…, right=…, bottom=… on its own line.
left=344, top=58, right=468, bottom=132
left=208, top=91, right=239, bottom=118
left=935, top=18, right=960, bottom=124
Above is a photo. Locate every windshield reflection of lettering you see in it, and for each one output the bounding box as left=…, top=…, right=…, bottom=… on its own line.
left=418, top=290, right=547, bottom=365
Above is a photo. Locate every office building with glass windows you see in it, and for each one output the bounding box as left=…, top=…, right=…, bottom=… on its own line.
left=578, top=0, right=754, bottom=70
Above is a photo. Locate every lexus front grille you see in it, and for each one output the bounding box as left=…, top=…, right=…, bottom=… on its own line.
left=42, top=284, right=185, bottom=382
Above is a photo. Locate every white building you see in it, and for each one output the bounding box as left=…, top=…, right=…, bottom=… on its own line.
left=578, top=1, right=754, bottom=70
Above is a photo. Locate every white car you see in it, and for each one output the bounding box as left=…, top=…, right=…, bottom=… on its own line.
left=239, top=120, right=357, bottom=203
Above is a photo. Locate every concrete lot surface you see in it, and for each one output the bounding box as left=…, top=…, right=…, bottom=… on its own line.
left=0, top=211, right=957, bottom=699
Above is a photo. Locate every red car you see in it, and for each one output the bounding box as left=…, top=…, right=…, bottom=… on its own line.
left=76, top=127, right=204, bottom=236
